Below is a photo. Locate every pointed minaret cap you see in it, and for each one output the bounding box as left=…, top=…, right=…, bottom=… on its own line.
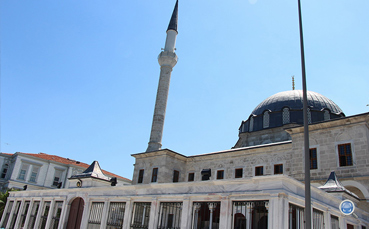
left=318, top=171, right=359, bottom=199
left=70, top=161, right=110, bottom=181
left=167, top=0, right=178, bottom=33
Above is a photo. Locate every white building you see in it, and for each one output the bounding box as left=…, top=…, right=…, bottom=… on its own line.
left=1, top=1, right=368, bottom=228
left=0, top=152, right=131, bottom=192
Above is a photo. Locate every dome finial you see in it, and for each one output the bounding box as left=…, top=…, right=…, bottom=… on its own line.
left=292, top=75, right=295, bottom=90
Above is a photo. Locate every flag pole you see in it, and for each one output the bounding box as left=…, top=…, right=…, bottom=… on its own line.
left=297, top=0, right=312, bottom=228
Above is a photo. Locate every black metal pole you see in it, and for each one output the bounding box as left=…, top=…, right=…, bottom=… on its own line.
left=297, top=0, right=312, bottom=228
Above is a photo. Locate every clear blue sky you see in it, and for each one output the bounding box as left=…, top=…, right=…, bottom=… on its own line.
left=1, top=0, right=368, bottom=180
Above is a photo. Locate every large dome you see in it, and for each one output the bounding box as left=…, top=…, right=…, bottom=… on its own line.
left=252, top=90, right=343, bottom=116
left=239, top=90, right=345, bottom=133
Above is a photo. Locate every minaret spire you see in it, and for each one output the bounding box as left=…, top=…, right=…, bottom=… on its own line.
left=146, top=1, right=179, bottom=152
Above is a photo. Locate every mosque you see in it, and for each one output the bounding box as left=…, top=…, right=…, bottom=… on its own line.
left=1, top=1, right=369, bottom=228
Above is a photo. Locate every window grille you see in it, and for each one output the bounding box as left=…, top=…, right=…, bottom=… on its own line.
left=88, top=202, right=105, bottom=227
left=131, top=202, right=151, bottom=229
left=9, top=201, right=21, bottom=228
left=232, top=201, right=268, bottom=229
left=50, top=201, right=63, bottom=229
left=289, top=204, right=304, bottom=229
left=283, top=108, right=290, bottom=124
left=39, top=201, right=51, bottom=229
left=28, top=201, right=40, bottom=229
left=106, top=202, right=126, bottom=228
left=1, top=201, right=13, bottom=228
left=310, top=148, right=318, bottom=169
left=157, top=202, right=182, bottom=229
left=331, top=215, right=339, bottom=229
left=263, top=111, right=269, bottom=128
left=192, top=202, right=220, bottom=229
left=19, top=201, right=30, bottom=228
left=338, top=143, right=353, bottom=166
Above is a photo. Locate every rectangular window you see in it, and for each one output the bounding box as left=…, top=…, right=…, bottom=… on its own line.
left=188, top=173, right=194, bottom=182
left=138, top=169, right=144, bottom=184
left=1, top=201, right=14, bottom=228
left=274, top=164, right=283, bottom=174
left=18, top=163, right=29, bottom=180
left=232, top=201, right=268, bottom=229
left=193, top=202, right=221, bottom=228
left=39, top=201, right=51, bottom=229
left=151, top=168, right=158, bottom=183
left=157, top=202, right=182, bottom=229
left=53, top=169, right=63, bottom=186
left=310, top=148, right=318, bottom=169
left=88, top=202, right=105, bottom=227
left=255, top=166, right=264, bottom=176
left=338, top=143, right=353, bottom=166
left=289, top=204, right=304, bottom=229
left=331, top=215, right=339, bottom=229
left=313, top=209, right=324, bottom=229
left=107, top=202, right=126, bottom=229
left=1, top=163, right=9, bottom=179
left=173, top=170, right=179, bottom=183
left=28, top=201, right=40, bottom=228
left=131, top=202, right=151, bottom=228
left=50, top=201, right=63, bottom=229
left=217, top=170, right=224, bottom=179
left=19, top=201, right=30, bottom=228
left=29, top=166, right=40, bottom=182
left=235, top=168, right=243, bottom=178
left=9, top=201, right=21, bottom=229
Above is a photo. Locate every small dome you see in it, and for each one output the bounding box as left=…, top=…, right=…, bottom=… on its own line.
left=239, top=90, right=345, bottom=133
left=252, top=90, right=343, bottom=116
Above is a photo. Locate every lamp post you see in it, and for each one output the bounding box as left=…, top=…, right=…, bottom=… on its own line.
left=297, top=0, right=311, bottom=228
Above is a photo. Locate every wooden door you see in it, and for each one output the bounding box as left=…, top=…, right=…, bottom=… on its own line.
left=66, top=197, right=84, bottom=229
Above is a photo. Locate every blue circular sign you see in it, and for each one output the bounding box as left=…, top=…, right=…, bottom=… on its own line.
left=339, top=200, right=355, bottom=215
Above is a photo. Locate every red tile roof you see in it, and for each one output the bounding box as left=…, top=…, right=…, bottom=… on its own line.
left=15, top=152, right=131, bottom=182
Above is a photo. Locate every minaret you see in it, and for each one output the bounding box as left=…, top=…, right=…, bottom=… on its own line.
left=146, top=0, right=178, bottom=152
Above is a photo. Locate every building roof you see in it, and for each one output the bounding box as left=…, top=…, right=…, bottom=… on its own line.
left=10, top=152, right=131, bottom=182
left=319, top=171, right=359, bottom=199
left=69, top=161, right=111, bottom=181
left=167, top=0, right=178, bottom=32
left=252, top=90, right=344, bottom=116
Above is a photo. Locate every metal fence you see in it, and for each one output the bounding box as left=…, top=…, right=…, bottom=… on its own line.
left=157, top=202, right=182, bottom=229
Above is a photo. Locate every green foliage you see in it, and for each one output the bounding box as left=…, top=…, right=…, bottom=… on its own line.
left=0, top=189, right=17, bottom=219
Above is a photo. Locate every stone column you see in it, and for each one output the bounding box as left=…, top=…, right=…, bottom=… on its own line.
left=180, top=197, right=191, bottom=229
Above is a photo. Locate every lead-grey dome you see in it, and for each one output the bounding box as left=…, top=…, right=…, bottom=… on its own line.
left=252, top=90, right=343, bottom=116
left=239, top=90, right=345, bottom=133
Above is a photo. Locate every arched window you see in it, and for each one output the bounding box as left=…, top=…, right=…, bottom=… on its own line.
left=324, top=110, right=330, bottom=121
left=282, top=108, right=290, bottom=124
left=263, top=111, right=269, bottom=128
left=249, top=117, right=254, bottom=132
